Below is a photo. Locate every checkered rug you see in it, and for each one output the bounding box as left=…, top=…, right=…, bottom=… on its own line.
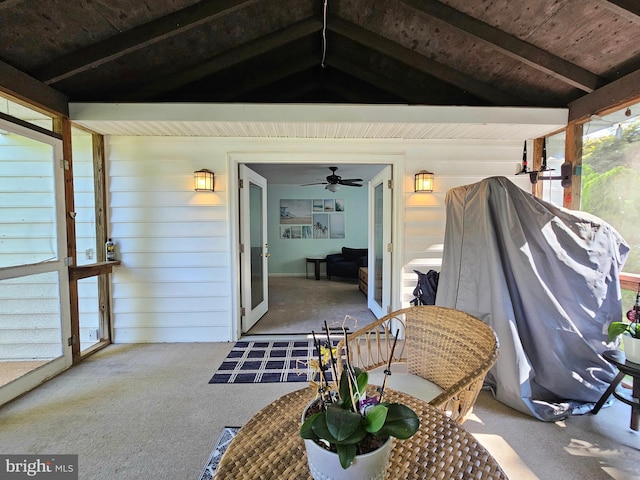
left=208, top=340, right=335, bottom=384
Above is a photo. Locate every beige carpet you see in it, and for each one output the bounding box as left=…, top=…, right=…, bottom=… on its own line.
left=246, top=275, right=377, bottom=335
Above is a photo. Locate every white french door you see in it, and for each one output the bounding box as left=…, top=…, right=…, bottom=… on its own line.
left=239, top=165, right=269, bottom=332
left=368, top=166, right=392, bottom=317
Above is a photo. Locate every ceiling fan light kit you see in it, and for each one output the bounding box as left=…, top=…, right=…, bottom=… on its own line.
left=301, top=167, right=363, bottom=191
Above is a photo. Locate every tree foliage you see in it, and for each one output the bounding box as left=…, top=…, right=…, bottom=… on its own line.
left=581, top=121, right=640, bottom=273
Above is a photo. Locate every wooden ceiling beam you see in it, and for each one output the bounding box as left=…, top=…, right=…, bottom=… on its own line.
left=0, top=60, right=68, bottom=117
left=399, top=0, right=604, bottom=93
left=600, top=0, right=640, bottom=18
left=33, top=0, right=259, bottom=85
left=328, top=18, right=523, bottom=105
left=568, top=68, right=640, bottom=121
left=120, top=19, right=322, bottom=101
left=325, top=54, right=423, bottom=104
left=324, top=81, right=393, bottom=104
left=224, top=56, right=320, bottom=101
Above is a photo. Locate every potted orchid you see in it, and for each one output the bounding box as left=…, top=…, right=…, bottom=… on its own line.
left=299, top=325, right=419, bottom=478
left=608, top=294, right=640, bottom=363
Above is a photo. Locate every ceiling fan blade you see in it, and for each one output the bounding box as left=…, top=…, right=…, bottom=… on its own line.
left=340, top=182, right=363, bottom=187
left=301, top=182, right=328, bottom=186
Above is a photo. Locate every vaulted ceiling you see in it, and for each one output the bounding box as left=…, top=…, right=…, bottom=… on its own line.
left=2, top=0, right=640, bottom=111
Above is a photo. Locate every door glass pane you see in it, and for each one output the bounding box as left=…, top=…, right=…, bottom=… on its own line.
left=373, top=183, right=383, bottom=306
left=0, top=271, right=62, bottom=387
left=72, top=127, right=97, bottom=266
left=250, top=181, right=264, bottom=309
left=0, top=97, right=54, bottom=132
left=78, top=276, right=101, bottom=352
left=0, top=131, right=57, bottom=268
left=542, top=131, right=566, bottom=206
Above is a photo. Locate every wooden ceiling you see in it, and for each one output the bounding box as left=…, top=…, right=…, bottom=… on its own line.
left=1, top=0, right=640, bottom=112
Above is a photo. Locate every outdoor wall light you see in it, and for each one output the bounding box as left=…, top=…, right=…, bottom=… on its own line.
left=194, top=169, right=214, bottom=191
left=414, top=171, right=434, bottom=193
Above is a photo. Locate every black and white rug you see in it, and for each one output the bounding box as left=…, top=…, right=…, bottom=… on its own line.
left=208, top=340, right=335, bottom=384
left=198, top=426, right=240, bottom=480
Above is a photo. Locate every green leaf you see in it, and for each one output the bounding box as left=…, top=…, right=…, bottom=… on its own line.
left=310, top=413, right=339, bottom=444
left=376, top=403, right=420, bottom=439
left=338, top=367, right=364, bottom=408
left=337, top=443, right=357, bottom=469
left=608, top=322, right=633, bottom=342
left=325, top=404, right=362, bottom=441
left=356, top=371, right=368, bottom=396
left=364, top=404, right=388, bottom=433
left=300, top=413, right=320, bottom=440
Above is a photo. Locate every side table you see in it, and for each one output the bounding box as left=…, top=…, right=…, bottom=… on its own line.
left=305, top=257, right=326, bottom=280
left=592, top=349, right=640, bottom=431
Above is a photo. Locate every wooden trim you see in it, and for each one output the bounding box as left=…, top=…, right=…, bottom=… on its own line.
left=0, top=60, right=69, bottom=117
left=68, top=261, right=121, bottom=282
left=92, top=133, right=113, bottom=344
left=568, top=69, right=640, bottom=122
left=54, top=117, right=81, bottom=362
left=563, top=122, right=583, bottom=209
left=0, top=112, right=62, bottom=140
left=531, top=138, right=544, bottom=197
left=620, top=273, right=640, bottom=292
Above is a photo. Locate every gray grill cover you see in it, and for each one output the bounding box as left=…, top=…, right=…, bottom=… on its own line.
left=436, top=176, right=629, bottom=420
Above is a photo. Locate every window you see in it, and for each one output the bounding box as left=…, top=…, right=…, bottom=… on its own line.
left=581, top=105, right=640, bottom=278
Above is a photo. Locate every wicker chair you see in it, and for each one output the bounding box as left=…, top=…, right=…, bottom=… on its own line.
left=335, top=305, right=499, bottom=423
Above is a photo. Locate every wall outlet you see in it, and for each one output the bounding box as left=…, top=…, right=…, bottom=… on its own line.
left=88, top=329, right=99, bottom=341
left=86, top=248, right=94, bottom=260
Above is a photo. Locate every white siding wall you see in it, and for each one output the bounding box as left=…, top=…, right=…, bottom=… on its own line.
left=401, top=140, right=529, bottom=304
left=108, top=137, right=231, bottom=343
left=106, top=136, right=530, bottom=343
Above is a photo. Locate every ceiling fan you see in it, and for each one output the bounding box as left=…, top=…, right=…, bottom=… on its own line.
left=301, top=167, right=363, bottom=191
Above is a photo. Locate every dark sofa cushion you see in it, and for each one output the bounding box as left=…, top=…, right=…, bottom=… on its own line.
left=326, top=247, right=368, bottom=279
left=342, top=247, right=368, bottom=261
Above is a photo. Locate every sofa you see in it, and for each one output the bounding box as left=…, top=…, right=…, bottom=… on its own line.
left=326, top=247, right=368, bottom=280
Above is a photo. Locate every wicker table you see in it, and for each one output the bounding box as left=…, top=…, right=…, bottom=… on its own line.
left=214, top=387, right=509, bottom=479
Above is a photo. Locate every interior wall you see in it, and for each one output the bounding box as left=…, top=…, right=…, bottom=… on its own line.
left=266, top=184, right=369, bottom=275
left=105, top=136, right=529, bottom=343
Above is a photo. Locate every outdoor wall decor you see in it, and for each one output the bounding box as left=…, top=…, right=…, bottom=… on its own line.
left=280, top=199, right=345, bottom=239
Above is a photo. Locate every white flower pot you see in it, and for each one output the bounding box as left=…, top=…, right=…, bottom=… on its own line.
left=623, top=336, right=640, bottom=364
left=302, top=399, right=393, bottom=480
left=303, top=436, right=393, bottom=480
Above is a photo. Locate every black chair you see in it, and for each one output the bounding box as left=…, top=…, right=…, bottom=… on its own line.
left=326, top=247, right=368, bottom=280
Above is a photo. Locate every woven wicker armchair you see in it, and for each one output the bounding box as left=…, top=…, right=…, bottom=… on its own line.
left=335, top=305, right=499, bottom=423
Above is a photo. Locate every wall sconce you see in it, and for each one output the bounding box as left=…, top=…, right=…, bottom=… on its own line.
left=414, top=171, right=434, bottom=193
left=194, top=169, right=214, bottom=191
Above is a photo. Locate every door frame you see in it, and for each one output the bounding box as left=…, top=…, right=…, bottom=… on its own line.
left=0, top=117, right=73, bottom=406
left=228, top=151, right=405, bottom=341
